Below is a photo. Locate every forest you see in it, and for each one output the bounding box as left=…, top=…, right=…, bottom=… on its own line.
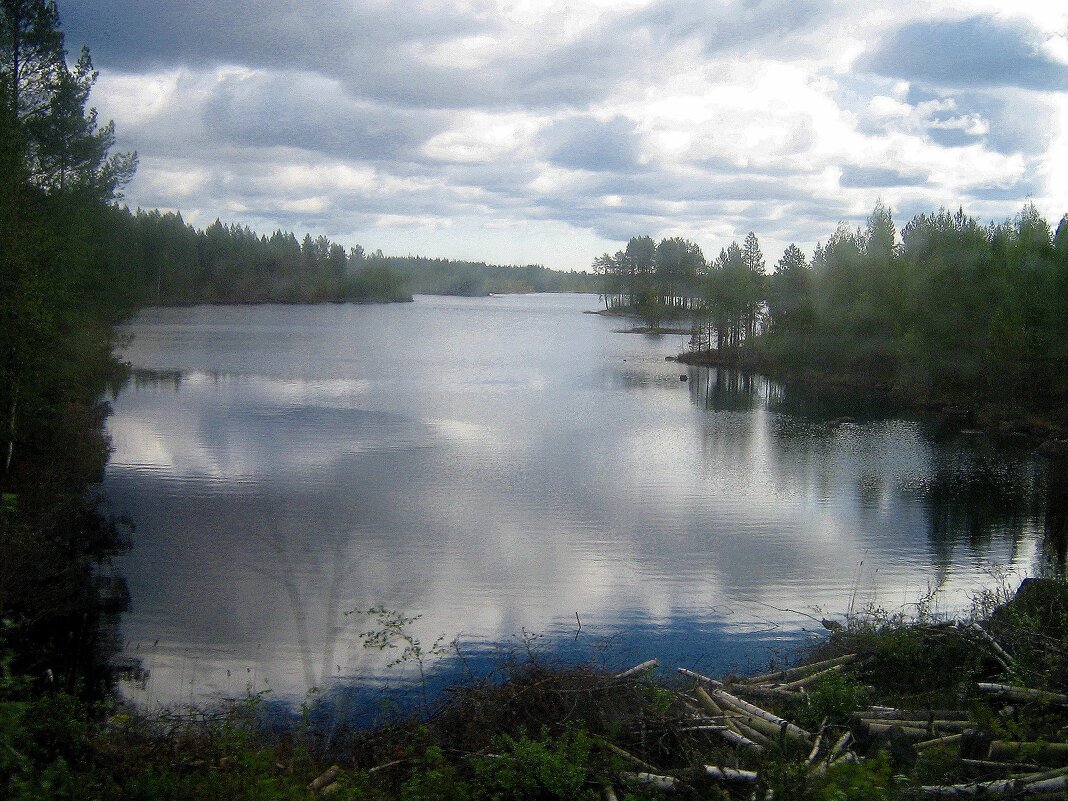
left=112, top=210, right=596, bottom=305
left=595, top=202, right=1068, bottom=415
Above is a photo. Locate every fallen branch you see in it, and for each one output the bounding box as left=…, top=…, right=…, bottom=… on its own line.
left=704, top=765, right=759, bottom=783
left=962, top=622, right=1015, bottom=672
left=915, top=733, right=966, bottom=752
left=616, top=659, right=660, bottom=679
left=603, top=741, right=661, bottom=774
left=711, top=688, right=814, bottom=746
left=677, top=667, right=723, bottom=688
left=621, top=772, right=678, bottom=791
left=308, top=765, right=340, bottom=793
left=742, top=653, right=858, bottom=685
left=780, top=663, right=844, bottom=690
left=987, top=741, right=1068, bottom=766
left=977, top=684, right=1068, bottom=707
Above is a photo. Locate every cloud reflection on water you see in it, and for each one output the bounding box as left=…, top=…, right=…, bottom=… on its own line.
left=105, top=295, right=1047, bottom=709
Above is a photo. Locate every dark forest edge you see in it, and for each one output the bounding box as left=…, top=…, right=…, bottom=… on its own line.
left=114, top=208, right=598, bottom=306
left=595, top=203, right=1068, bottom=429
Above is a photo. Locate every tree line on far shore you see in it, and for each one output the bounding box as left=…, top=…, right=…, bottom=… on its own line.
left=110, top=208, right=599, bottom=306
left=594, top=202, right=1068, bottom=412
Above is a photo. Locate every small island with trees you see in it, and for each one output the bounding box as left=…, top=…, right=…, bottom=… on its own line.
left=593, top=202, right=1068, bottom=426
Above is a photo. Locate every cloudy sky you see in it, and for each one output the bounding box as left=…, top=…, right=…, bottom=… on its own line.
left=61, top=0, right=1068, bottom=270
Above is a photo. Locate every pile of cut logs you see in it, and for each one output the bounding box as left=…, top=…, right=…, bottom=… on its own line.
left=602, top=643, right=1068, bottom=800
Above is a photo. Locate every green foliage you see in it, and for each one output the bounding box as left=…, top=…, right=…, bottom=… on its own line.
left=796, top=672, right=868, bottom=729
left=471, top=729, right=599, bottom=801
left=819, top=751, right=901, bottom=800
left=400, top=745, right=472, bottom=801
left=614, top=200, right=1068, bottom=416
left=397, top=730, right=600, bottom=801
left=593, top=234, right=707, bottom=329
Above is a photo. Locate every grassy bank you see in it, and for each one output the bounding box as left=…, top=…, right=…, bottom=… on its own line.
left=5, top=578, right=1068, bottom=799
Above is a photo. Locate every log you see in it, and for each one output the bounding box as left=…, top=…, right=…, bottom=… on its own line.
left=987, top=741, right=1068, bottom=766
left=725, top=709, right=785, bottom=741
left=916, top=733, right=966, bottom=751
left=602, top=786, right=619, bottom=801
left=677, top=667, right=723, bottom=688
left=742, top=653, right=858, bottom=685
left=859, top=718, right=971, bottom=733
left=308, top=765, right=340, bottom=793
left=731, top=684, right=804, bottom=701
left=714, top=726, right=764, bottom=753
left=711, top=688, right=814, bottom=745
left=919, top=774, right=1068, bottom=797
left=962, top=622, right=1015, bottom=671
left=678, top=725, right=728, bottom=733
left=704, top=765, right=759, bottom=783
left=977, top=684, right=1068, bottom=707
left=621, top=772, right=678, bottom=791
left=864, top=707, right=971, bottom=721
left=1014, top=766, right=1068, bottom=782
left=616, top=659, right=659, bottom=679
left=604, top=742, right=660, bottom=774
left=863, top=722, right=933, bottom=742
left=806, top=722, right=826, bottom=765
left=727, top=715, right=774, bottom=746
left=960, top=759, right=1042, bottom=773
left=918, top=777, right=1021, bottom=797
left=779, top=663, right=843, bottom=690
left=810, top=732, right=854, bottom=775
left=693, top=687, right=744, bottom=737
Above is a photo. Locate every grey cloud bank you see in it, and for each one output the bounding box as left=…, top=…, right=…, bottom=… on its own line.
left=61, top=0, right=1068, bottom=269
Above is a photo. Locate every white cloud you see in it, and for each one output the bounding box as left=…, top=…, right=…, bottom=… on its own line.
left=76, top=0, right=1067, bottom=268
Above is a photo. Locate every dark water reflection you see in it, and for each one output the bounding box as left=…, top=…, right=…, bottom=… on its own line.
left=103, top=294, right=1059, bottom=712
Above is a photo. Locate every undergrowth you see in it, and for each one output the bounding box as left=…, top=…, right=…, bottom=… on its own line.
left=5, top=577, right=1068, bottom=799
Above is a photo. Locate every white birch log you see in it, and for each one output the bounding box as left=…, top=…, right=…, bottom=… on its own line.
left=616, top=659, right=659, bottom=679
left=704, top=765, right=759, bottom=783
left=711, top=688, right=814, bottom=745
left=621, top=772, right=678, bottom=791
left=742, top=653, right=858, bottom=685
left=977, top=684, right=1068, bottom=706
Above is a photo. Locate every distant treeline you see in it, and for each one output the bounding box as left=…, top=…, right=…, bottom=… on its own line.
left=110, top=209, right=411, bottom=305
left=371, top=254, right=597, bottom=296
left=111, top=208, right=597, bottom=305
left=596, top=202, right=1068, bottom=414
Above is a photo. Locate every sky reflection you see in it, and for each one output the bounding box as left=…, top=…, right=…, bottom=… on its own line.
left=105, top=295, right=1047, bottom=709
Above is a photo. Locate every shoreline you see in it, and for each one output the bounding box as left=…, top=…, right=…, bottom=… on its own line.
left=14, top=578, right=1068, bottom=798
left=676, top=347, right=1068, bottom=448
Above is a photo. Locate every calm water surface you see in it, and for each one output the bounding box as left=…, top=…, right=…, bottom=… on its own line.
left=103, top=294, right=1056, bottom=709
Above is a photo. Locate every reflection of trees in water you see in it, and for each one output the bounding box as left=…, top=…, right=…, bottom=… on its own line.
left=685, top=366, right=907, bottom=421
left=1039, top=461, right=1068, bottom=570
left=127, top=368, right=184, bottom=392
left=685, top=365, right=1057, bottom=572
left=257, top=522, right=365, bottom=693
left=922, top=453, right=1037, bottom=568
left=687, top=367, right=770, bottom=412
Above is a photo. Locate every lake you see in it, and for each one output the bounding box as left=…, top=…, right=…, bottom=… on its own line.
left=102, top=293, right=1059, bottom=711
